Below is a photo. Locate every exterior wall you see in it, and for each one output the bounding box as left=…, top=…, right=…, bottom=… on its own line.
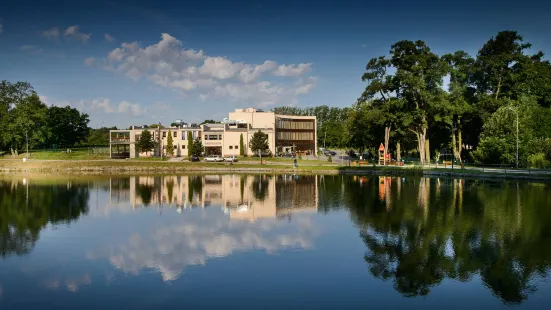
left=222, top=130, right=246, bottom=156
left=110, top=108, right=316, bottom=158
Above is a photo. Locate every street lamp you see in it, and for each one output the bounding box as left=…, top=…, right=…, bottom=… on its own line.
left=505, top=106, right=519, bottom=169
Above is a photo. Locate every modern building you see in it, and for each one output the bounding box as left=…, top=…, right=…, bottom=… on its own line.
left=109, top=108, right=317, bottom=158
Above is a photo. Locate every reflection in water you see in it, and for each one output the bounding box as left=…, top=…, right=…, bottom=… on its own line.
left=99, top=174, right=320, bottom=281
left=325, top=176, right=551, bottom=305
left=1, top=175, right=551, bottom=307
left=0, top=178, right=90, bottom=257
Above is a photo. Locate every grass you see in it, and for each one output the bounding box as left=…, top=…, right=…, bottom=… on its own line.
left=1, top=149, right=109, bottom=160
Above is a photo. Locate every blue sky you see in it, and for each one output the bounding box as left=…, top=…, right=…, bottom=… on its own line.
left=1, top=0, right=550, bottom=128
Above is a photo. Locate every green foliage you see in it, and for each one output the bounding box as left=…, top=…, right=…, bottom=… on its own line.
left=166, top=130, right=174, bottom=156
left=87, top=127, right=117, bottom=146
left=46, top=106, right=90, bottom=147
left=137, top=130, right=155, bottom=155
left=249, top=130, right=269, bottom=154
left=200, top=119, right=220, bottom=125
left=528, top=153, right=550, bottom=168
left=327, top=155, right=332, bottom=162
left=189, top=139, right=204, bottom=156
left=187, top=131, right=193, bottom=156
left=239, top=133, right=245, bottom=156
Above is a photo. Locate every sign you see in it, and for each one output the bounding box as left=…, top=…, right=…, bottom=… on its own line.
left=379, top=143, right=385, bottom=151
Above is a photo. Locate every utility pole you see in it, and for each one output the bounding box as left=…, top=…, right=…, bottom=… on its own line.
left=26, top=130, right=29, bottom=159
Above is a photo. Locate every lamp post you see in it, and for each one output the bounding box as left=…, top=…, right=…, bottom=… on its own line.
left=505, top=106, right=519, bottom=169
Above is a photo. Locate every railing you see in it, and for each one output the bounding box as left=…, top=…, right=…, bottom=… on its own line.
left=110, top=138, right=130, bottom=143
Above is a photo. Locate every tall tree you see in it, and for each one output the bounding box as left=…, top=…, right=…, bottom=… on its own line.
left=187, top=131, right=193, bottom=157
left=0, top=81, right=35, bottom=151
left=239, top=133, right=245, bottom=156
left=0, top=93, right=49, bottom=154
left=442, top=51, right=475, bottom=162
left=389, top=40, right=447, bottom=163
left=137, top=130, right=155, bottom=155
left=166, top=130, right=174, bottom=156
left=249, top=130, right=269, bottom=155
left=47, top=106, right=89, bottom=147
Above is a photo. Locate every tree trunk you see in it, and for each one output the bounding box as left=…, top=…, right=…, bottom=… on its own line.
left=396, top=142, right=401, bottom=163
left=384, top=126, right=391, bottom=166
left=417, top=130, right=426, bottom=165
left=452, top=119, right=463, bottom=163
left=495, top=76, right=502, bottom=99
left=425, top=138, right=430, bottom=164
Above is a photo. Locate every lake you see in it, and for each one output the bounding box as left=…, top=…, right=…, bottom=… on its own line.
left=1, top=174, right=550, bottom=309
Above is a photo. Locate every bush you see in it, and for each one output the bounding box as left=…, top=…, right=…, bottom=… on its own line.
left=328, top=155, right=332, bottom=162
left=528, top=152, right=550, bottom=168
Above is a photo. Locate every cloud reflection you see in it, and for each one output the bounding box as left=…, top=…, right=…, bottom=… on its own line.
left=93, top=210, right=319, bottom=282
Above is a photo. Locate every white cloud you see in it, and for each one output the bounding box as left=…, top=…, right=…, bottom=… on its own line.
left=89, top=98, right=115, bottom=113
left=117, top=101, right=146, bottom=116
left=42, top=27, right=60, bottom=40
left=64, top=25, right=90, bottom=43
left=20, top=45, right=43, bottom=54
left=84, top=57, right=95, bottom=66
left=90, top=33, right=316, bottom=108
left=273, top=63, right=312, bottom=77
left=104, top=33, right=115, bottom=42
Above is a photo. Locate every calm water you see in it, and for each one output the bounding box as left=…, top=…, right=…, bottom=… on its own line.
left=1, top=174, right=551, bottom=309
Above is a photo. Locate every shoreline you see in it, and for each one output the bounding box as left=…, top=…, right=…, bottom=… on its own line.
left=1, top=159, right=550, bottom=181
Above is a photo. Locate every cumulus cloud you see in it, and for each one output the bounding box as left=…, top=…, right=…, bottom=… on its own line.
left=273, top=63, right=312, bottom=77
left=87, top=98, right=145, bottom=116
left=42, top=27, right=60, bottom=40
left=64, top=25, right=90, bottom=43
left=104, top=33, right=115, bottom=42
left=89, top=33, right=316, bottom=107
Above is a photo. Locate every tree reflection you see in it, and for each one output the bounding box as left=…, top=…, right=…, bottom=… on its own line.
left=342, top=177, right=551, bottom=305
left=251, top=175, right=270, bottom=201
left=0, top=179, right=90, bottom=258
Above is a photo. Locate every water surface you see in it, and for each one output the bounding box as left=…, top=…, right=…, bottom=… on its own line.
left=1, top=174, right=550, bottom=309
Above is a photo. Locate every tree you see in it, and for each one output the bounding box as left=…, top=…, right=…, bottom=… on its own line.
left=46, top=106, right=90, bottom=147
left=200, top=120, right=220, bottom=125
left=137, top=130, right=155, bottom=155
left=187, top=131, right=193, bottom=157
left=239, top=133, right=245, bottom=156
left=87, top=127, right=117, bottom=146
left=0, top=93, right=49, bottom=154
left=0, top=81, right=36, bottom=151
left=189, top=139, right=204, bottom=156
left=249, top=130, right=269, bottom=155
left=166, top=130, right=174, bottom=156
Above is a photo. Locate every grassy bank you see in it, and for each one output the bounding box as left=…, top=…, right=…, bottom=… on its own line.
left=1, top=159, right=550, bottom=180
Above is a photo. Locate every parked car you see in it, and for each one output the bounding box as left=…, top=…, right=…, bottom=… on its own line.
left=189, top=155, right=200, bottom=162
left=204, top=155, right=224, bottom=162
left=324, top=150, right=336, bottom=156
left=224, top=156, right=238, bottom=162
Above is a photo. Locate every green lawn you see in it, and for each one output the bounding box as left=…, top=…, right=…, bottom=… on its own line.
left=1, top=149, right=109, bottom=160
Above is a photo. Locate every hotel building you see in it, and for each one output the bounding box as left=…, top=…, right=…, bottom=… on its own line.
left=109, top=108, right=317, bottom=158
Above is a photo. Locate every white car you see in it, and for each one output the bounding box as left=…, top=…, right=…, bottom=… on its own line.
left=204, top=155, right=223, bottom=162
left=224, top=156, right=238, bottom=162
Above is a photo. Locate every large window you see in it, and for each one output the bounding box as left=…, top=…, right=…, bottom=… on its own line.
left=276, top=132, right=314, bottom=141
left=276, top=119, right=314, bottom=130
left=182, top=131, right=186, bottom=140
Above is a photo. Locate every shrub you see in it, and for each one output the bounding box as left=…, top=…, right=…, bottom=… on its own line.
left=328, top=155, right=332, bottom=162
left=528, top=152, right=550, bottom=168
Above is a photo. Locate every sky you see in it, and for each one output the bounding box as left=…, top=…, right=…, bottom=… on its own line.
left=1, top=0, right=550, bottom=128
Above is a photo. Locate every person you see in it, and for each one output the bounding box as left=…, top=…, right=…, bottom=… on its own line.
left=293, top=158, right=298, bottom=168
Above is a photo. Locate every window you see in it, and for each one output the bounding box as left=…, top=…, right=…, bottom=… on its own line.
left=173, top=131, right=177, bottom=137
left=182, top=132, right=186, bottom=140
left=205, top=135, right=209, bottom=140
left=173, top=145, right=177, bottom=149
left=182, top=145, right=186, bottom=149
left=229, top=146, right=233, bottom=149
left=235, top=145, right=238, bottom=149
left=162, top=132, right=167, bottom=138
left=218, top=135, right=222, bottom=140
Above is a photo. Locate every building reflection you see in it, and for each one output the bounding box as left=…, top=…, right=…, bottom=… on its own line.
left=109, top=174, right=319, bottom=221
